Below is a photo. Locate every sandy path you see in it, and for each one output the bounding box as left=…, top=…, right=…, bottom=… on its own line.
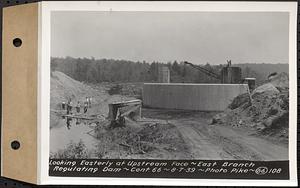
left=209, top=125, right=288, bottom=160
left=170, top=120, right=227, bottom=159
left=170, top=118, right=288, bottom=161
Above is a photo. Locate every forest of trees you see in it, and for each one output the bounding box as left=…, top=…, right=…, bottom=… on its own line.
left=51, top=57, right=288, bottom=85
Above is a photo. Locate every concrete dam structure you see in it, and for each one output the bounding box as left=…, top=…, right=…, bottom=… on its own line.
left=143, top=83, right=249, bottom=111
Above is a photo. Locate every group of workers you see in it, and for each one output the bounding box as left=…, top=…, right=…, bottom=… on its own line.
left=62, top=97, right=92, bottom=130
left=62, top=97, right=92, bottom=115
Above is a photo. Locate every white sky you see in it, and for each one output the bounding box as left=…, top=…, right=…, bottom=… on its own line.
left=51, top=11, right=289, bottom=64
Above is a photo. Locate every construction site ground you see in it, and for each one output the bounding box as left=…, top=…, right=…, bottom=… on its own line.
left=142, top=108, right=288, bottom=160
left=50, top=71, right=288, bottom=160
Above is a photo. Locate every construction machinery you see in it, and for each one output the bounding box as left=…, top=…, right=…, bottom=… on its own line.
left=183, top=61, right=221, bottom=80
left=183, top=60, right=243, bottom=84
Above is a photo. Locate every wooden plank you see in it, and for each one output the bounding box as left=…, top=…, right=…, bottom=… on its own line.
left=62, top=114, right=95, bottom=120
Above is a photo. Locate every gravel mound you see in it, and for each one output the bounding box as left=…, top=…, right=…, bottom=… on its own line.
left=212, top=72, right=289, bottom=143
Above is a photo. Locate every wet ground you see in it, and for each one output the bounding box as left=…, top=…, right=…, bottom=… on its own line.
left=50, top=119, right=98, bottom=153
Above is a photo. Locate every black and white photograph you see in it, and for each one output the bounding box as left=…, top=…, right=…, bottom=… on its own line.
left=49, top=10, right=290, bottom=161
left=0, top=0, right=297, bottom=186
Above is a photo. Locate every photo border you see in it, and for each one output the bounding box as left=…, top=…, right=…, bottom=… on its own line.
left=38, top=1, right=298, bottom=186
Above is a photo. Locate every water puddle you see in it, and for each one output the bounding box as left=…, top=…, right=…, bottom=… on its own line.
left=50, top=118, right=98, bottom=153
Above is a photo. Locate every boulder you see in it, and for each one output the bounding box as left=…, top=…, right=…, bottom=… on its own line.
left=253, top=83, right=279, bottom=94
left=228, top=93, right=250, bottom=110
left=256, top=122, right=266, bottom=130
left=211, top=113, right=227, bottom=124
left=268, top=72, right=289, bottom=89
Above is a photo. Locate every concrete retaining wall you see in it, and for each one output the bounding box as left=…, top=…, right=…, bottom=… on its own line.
left=143, top=83, right=249, bottom=111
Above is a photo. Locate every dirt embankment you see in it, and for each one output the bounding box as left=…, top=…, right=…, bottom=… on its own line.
left=212, top=72, right=289, bottom=144
left=50, top=71, right=136, bottom=128
left=51, top=71, right=100, bottom=109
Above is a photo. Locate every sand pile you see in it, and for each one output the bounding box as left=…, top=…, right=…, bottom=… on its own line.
left=51, top=71, right=102, bottom=109
left=267, top=72, right=289, bottom=90
left=212, top=72, right=289, bottom=142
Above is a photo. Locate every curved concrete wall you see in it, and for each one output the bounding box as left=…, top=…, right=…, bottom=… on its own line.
left=143, top=83, right=249, bottom=111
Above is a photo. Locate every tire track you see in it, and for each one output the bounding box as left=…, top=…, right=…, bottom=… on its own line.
left=170, top=119, right=288, bottom=160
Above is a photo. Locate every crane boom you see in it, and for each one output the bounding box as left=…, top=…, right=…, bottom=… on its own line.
left=183, top=61, right=220, bottom=80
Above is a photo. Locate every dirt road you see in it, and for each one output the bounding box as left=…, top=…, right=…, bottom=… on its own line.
left=143, top=109, right=288, bottom=161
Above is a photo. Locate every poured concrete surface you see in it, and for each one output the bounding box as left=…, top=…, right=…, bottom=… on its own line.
left=143, top=83, right=249, bottom=111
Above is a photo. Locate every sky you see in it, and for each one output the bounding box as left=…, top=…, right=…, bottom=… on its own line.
left=51, top=11, right=289, bottom=65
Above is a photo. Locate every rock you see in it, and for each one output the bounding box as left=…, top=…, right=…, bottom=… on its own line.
left=261, top=111, right=288, bottom=129
left=267, top=72, right=278, bottom=80
left=268, top=107, right=278, bottom=116
left=256, top=122, right=266, bottom=130
left=249, top=123, right=256, bottom=127
left=253, top=83, right=279, bottom=94
left=268, top=72, right=289, bottom=89
left=263, top=118, right=274, bottom=128
left=238, top=120, right=243, bottom=126
left=228, top=93, right=250, bottom=110
left=220, top=72, right=289, bottom=141
left=279, top=94, right=289, bottom=110
left=211, top=113, right=227, bottom=124
left=208, top=119, right=216, bottom=124
left=210, top=118, right=218, bottom=125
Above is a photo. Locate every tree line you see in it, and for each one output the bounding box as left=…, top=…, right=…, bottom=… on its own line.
left=51, top=56, right=280, bottom=84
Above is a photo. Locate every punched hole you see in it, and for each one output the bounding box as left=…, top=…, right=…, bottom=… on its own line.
left=13, top=38, right=22, bottom=47
left=11, top=140, right=20, bottom=150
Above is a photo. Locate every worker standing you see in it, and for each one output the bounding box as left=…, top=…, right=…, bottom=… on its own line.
left=66, top=102, right=70, bottom=115
left=66, top=99, right=73, bottom=115
left=76, top=101, right=81, bottom=113
left=76, top=118, right=81, bottom=125
left=69, top=101, right=73, bottom=112
left=84, top=101, right=88, bottom=114
left=62, top=101, right=66, bottom=110
left=86, top=97, right=89, bottom=105
left=227, top=60, right=232, bottom=67
left=88, top=97, right=92, bottom=108
left=66, top=117, right=72, bottom=130
left=69, top=100, right=73, bottom=114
